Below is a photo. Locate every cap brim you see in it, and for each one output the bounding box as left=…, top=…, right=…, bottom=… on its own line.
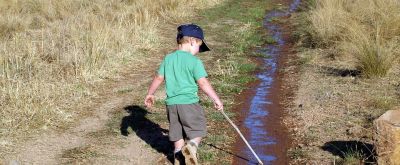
left=199, top=40, right=210, bottom=53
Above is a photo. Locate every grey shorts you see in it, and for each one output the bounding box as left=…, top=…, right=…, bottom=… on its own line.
left=166, top=103, right=207, bottom=141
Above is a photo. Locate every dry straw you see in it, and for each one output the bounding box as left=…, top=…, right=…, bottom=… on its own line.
left=309, top=0, right=400, bottom=77
left=0, top=0, right=223, bottom=140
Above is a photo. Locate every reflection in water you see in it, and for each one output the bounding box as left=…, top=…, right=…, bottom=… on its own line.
left=243, top=0, right=301, bottom=164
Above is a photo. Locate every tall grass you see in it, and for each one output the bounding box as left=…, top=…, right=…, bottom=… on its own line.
left=0, top=0, right=223, bottom=139
left=309, top=0, right=400, bottom=77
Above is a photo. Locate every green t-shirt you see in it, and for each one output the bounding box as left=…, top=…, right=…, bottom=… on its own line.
left=158, top=50, right=208, bottom=105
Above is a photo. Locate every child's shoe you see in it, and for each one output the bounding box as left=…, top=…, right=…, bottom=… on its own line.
left=182, top=141, right=198, bottom=165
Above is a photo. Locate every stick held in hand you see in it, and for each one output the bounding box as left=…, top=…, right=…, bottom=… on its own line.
left=220, top=110, right=264, bottom=165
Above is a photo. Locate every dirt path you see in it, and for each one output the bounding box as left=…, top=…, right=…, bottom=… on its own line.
left=3, top=59, right=172, bottom=164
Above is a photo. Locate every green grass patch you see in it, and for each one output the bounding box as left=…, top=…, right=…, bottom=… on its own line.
left=199, top=100, right=214, bottom=108
left=265, top=36, right=277, bottom=44
left=336, top=150, right=364, bottom=165
left=368, top=97, right=398, bottom=111
left=288, top=148, right=308, bottom=160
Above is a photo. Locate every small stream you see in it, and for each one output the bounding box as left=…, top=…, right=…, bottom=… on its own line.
left=235, top=0, right=301, bottom=164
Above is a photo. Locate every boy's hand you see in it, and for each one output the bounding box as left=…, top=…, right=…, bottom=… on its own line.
left=144, top=94, right=155, bottom=108
left=214, top=100, right=223, bottom=111
left=197, top=77, right=223, bottom=111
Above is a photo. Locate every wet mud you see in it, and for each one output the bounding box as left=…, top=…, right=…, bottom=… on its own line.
left=232, top=0, right=300, bottom=164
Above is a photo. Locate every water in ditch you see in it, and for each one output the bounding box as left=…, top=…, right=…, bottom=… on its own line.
left=233, top=0, right=301, bottom=164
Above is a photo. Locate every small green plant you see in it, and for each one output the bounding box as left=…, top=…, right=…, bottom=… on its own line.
left=368, top=97, right=397, bottom=110
left=265, top=36, right=277, bottom=44
left=288, top=148, right=308, bottom=159
left=154, top=100, right=166, bottom=107
left=238, top=63, right=257, bottom=73
left=337, top=150, right=364, bottom=165
left=115, top=86, right=134, bottom=94
left=198, top=148, right=214, bottom=162
left=356, top=43, right=395, bottom=78
left=207, top=111, right=225, bottom=121
left=61, top=145, right=100, bottom=161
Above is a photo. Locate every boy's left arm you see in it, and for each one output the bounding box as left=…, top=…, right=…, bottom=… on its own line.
left=144, top=75, right=164, bottom=108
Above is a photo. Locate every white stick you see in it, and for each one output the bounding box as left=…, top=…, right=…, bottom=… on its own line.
left=220, top=110, right=264, bottom=165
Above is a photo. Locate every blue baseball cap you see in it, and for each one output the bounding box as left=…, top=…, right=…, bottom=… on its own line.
left=177, top=23, right=210, bottom=52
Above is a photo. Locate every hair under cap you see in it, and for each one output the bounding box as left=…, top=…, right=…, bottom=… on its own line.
left=177, top=24, right=210, bottom=52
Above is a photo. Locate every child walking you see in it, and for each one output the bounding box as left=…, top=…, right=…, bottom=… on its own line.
left=144, top=24, right=223, bottom=165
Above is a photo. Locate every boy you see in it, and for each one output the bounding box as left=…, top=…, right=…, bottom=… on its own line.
left=144, top=24, right=223, bottom=165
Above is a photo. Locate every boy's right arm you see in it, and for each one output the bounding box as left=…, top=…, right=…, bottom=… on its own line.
left=197, top=77, right=223, bottom=111
left=144, top=75, right=164, bottom=108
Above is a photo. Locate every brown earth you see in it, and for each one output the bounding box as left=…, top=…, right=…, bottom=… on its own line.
left=2, top=58, right=170, bottom=164
left=285, top=2, right=400, bottom=164
left=1, top=19, right=179, bottom=164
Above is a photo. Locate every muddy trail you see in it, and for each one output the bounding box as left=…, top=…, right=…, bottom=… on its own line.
left=233, top=0, right=300, bottom=164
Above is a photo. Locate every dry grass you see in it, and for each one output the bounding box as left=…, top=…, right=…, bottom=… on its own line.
left=288, top=0, right=400, bottom=163
left=0, top=0, right=223, bottom=141
left=309, top=0, right=400, bottom=77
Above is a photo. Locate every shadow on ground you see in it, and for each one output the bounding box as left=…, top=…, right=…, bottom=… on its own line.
left=205, top=143, right=253, bottom=163
left=120, top=105, right=173, bottom=163
left=320, top=66, right=361, bottom=77
left=321, top=140, right=376, bottom=163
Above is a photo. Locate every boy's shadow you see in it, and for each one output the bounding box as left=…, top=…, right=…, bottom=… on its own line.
left=120, top=105, right=173, bottom=163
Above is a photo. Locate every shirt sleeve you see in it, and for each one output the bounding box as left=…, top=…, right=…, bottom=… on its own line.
left=157, top=58, right=165, bottom=76
left=193, top=59, right=208, bottom=80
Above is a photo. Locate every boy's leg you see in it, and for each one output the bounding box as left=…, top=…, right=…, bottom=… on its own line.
left=175, top=103, right=206, bottom=165
left=167, top=105, right=186, bottom=164
left=174, top=139, right=185, bottom=152
left=173, top=139, right=185, bottom=165
left=189, top=137, right=201, bottom=147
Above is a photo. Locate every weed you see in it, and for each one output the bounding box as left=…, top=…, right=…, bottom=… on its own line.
left=198, top=148, right=214, bottom=162
left=154, top=100, right=166, bottom=107
left=207, top=111, right=225, bottom=122
left=199, top=100, right=214, bottom=108
left=265, top=36, right=277, bottom=44
left=297, top=52, right=314, bottom=65
left=115, top=86, right=134, bottom=94
left=309, top=0, right=400, bottom=77
left=355, top=42, right=397, bottom=78
left=337, top=150, right=364, bottom=165
left=61, top=145, right=101, bottom=161
left=368, top=97, right=397, bottom=111
left=288, top=148, right=308, bottom=160
left=238, top=63, right=257, bottom=73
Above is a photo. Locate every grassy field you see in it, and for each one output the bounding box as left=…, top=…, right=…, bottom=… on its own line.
left=0, top=0, right=274, bottom=164
left=0, top=0, right=222, bottom=150
left=288, top=0, right=400, bottom=164
left=0, top=0, right=223, bottom=146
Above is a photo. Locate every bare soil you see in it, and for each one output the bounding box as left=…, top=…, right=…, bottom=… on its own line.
left=285, top=6, right=400, bottom=164
left=1, top=57, right=172, bottom=164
